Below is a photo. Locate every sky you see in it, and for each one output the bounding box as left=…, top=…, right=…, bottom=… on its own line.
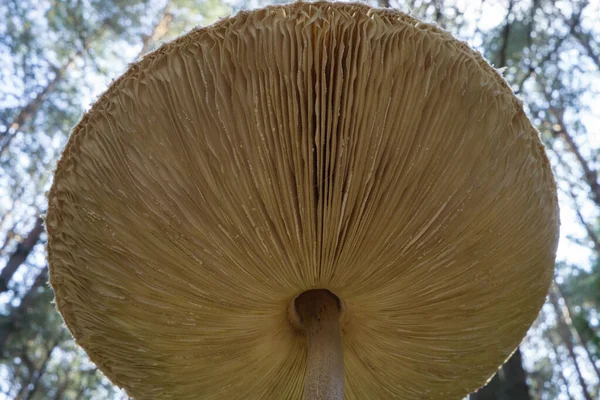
left=74, top=1, right=600, bottom=398
left=62, top=1, right=600, bottom=397
left=1, top=0, right=599, bottom=398
left=74, top=0, right=599, bottom=271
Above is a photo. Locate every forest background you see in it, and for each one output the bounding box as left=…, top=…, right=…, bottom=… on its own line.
left=1, top=0, right=599, bottom=398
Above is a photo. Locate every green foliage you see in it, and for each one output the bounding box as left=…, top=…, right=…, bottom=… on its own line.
left=1, top=0, right=600, bottom=398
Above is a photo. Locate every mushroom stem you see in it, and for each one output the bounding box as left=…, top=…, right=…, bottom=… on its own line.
left=295, top=290, right=344, bottom=400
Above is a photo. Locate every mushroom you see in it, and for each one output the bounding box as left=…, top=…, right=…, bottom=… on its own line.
left=46, top=2, right=559, bottom=399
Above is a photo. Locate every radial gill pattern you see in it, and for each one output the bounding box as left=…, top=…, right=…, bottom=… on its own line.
left=46, top=2, right=559, bottom=399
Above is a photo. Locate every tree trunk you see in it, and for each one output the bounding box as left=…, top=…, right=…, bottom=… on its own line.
left=8, top=348, right=29, bottom=397
left=21, top=337, right=61, bottom=400
left=0, top=58, right=76, bottom=156
left=0, top=17, right=115, bottom=157
left=553, top=285, right=600, bottom=382
left=73, top=368, right=97, bottom=400
left=573, top=30, right=600, bottom=69
left=567, top=185, right=600, bottom=253
left=135, top=1, right=173, bottom=60
left=549, top=288, right=593, bottom=400
left=470, top=349, right=531, bottom=400
left=52, top=367, right=71, bottom=400
left=0, top=267, right=48, bottom=356
left=495, top=0, right=514, bottom=68
left=470, top=373, right=502, bottom=399
left=563, top=2, right=600, bottom=70
left=0, top=223, right=18, bottom=255
left=548, top=146, right=600, bottom=253
left=501, top=349, right=531, bottom=399
left=549, top=335, right=574, bottom=400
left=432, top=0, right=445, bottom=23
left=547, top=105, right=600, bottom=208
left=0, top=217, right=44, bottom=293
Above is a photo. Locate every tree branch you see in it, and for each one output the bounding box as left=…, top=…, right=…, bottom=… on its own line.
left=135, top=1, right=174, bottom=61
left=0, top=267, right=49, bottom=356
left=547, top=104, right=600, bottom=208
left=495, top=0, right=514, bottom=67
left=0, top=62, right=72, bottom=156
left=0, top=217, right=44, bottom=293
left=573, top=29, right=600, bottom=70
left=562, top=1, right=600, bottom=70
left=21, top=336, right=62, bottom=400
left=548, top=286, right=594, bottom=400
left=0, top=17, right=113, bottom=158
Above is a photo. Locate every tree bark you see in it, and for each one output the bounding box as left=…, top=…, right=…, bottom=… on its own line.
left=0, top=217, right=44, bottom=293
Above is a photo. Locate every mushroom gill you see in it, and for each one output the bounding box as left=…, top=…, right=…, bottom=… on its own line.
left=46, top=2, right=559, bottom=399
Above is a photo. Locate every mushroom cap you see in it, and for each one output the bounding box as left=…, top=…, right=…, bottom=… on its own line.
left=46, top=2, right=559, bottom=399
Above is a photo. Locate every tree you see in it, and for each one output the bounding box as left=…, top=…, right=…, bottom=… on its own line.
left=1, top=0, right=600, bottom=398
left=0, top=0, right=232, bottom=397
left=548, top=288, right=593, bottom=400
left=0, top=218, right=44, bottom=294
left=470, top=350, right=531, bottom=400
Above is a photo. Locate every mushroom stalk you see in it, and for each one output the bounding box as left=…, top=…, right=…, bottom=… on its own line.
left=295, top=290, right=344, bottom=400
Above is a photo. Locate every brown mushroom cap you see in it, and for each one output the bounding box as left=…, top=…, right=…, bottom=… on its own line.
left=46, top=2, right=559, bottom=399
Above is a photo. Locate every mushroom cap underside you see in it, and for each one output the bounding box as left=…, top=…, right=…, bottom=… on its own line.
left=46, top=2, right=559, bottom=399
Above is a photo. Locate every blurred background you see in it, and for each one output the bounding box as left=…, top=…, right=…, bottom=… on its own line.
left=0, top=0, right=599, bottom=398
